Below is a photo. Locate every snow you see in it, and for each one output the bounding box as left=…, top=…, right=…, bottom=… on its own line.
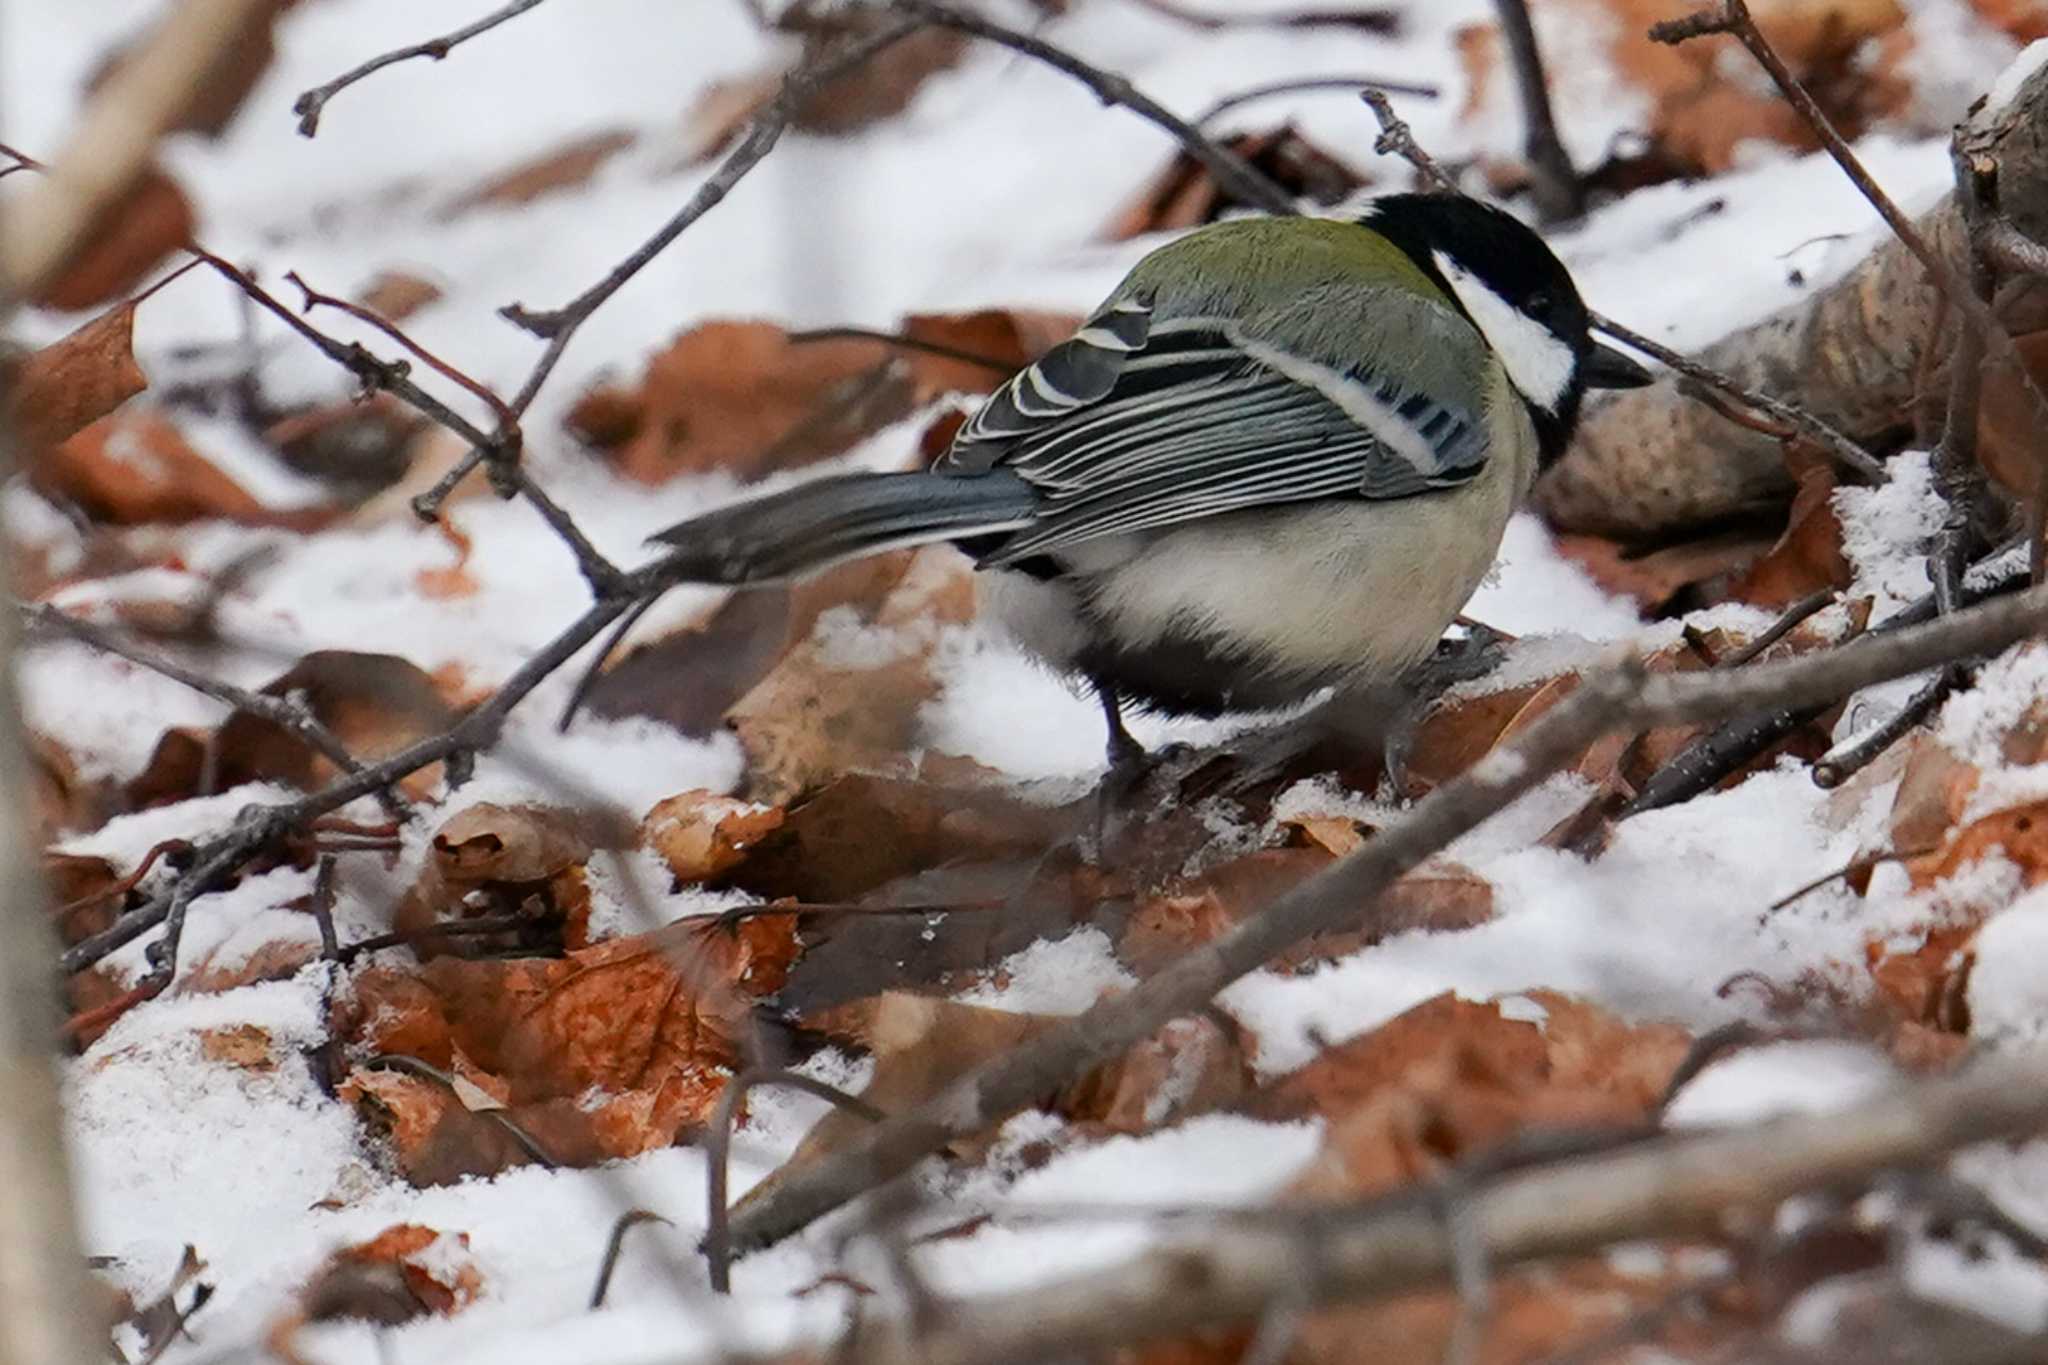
left=11, top=0, right=2048, bottom=1359
left=1986, top=37, right=2048, bottom=118
left=1663, top=1041, right=1901, bottom=1128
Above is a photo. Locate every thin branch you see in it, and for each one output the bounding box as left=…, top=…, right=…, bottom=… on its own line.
left=1491, top=0, right=1582, bottom=221
left=590, top=1210, right=671, bottom=1309
left=707, top=1048, right=2048, bottom=1365
left=883, top=0, right=1294, bottom=217
left=292, top=0, right=552, bottom=137
left=1358, top=89, right=1889, bottom=484
left=720, top=584, right=2048, bottom=1260
left=1810, top=664, right=1967, bottom=789
left=1194, top=76, right=1438, bottom=127
left=705, top=1069, right=888, bottom=1294
left=786, top=326, right=1018, bottom=372
left=1720, top=589, right=1836, bottom=668
left=25, top=603, right=408, bottom=819
left=286, top=270, right=520, bottom=435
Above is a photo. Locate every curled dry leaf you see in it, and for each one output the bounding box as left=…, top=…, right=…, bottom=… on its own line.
left=217, top=650, right=460, bottom=801
left=728, top=545, right=978, bottom=803
left=5, top=300, right=147, bottom=454
left=1122, top=846, right=1495, bottom=976
left=642, top=790, right=786, bottom=884
left=1263, top=991, right=1690, bottom=1181
left=341, top=915, right=796, bottom=1182
left=1100, top=125, right=1366, bottom=241
left=442, top=129, right=637, bottom=216
left=286, top=1224, right=480, bottom=1334
left=393, top=802, right=595, bottom=957
left=565, top=320, right=912, bottom=486
left=34, top=166, right=195, bottom=313
left=84, top=0, right=295, bottom=139
left=39, top=409, right=277, bottom=526
left=1727, top=461, right=1852, bottom=609
left=267, top=394, right=423, bottom=497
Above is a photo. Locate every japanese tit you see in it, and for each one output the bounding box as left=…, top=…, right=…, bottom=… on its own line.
left=637, top=193, right=1653, bottom=765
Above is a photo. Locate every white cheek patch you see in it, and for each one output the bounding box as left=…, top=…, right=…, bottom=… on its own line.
left=1431, top=249, right=1575, bottom=413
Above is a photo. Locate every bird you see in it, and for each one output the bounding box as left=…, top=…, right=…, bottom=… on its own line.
left=613, top=193, right=1653, bottom=776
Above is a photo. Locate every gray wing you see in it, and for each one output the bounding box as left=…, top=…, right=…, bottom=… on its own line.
left=936, top=294, right=1492, bottom=567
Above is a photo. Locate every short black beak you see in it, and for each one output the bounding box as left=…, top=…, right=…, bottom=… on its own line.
left=1585, top=341, right=1655, bottom=390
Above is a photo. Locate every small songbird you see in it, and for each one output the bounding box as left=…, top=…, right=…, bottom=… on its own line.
left=634, top=194, right=1652, bottom=770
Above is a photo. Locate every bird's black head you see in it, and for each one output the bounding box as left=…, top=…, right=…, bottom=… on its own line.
left=1360, top=193, right=1652, bottom=465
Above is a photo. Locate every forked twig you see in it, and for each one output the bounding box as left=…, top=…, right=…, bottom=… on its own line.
left=293, top=0, right=552, bottom=137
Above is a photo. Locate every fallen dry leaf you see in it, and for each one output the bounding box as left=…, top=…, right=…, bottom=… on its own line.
left=85, top=0, right=295, bottom=139
left=727, top=545, right=978, bottom=803
left=34, top=166, right=195, bottom=313
left=393, top=802, right=596, bottom=957
left=1100, top=125, right=1366, bottom=241
left=443, top=129, right=637, bottom=216
left=341, top=914, right=795, bottom=1182
left=898, top=309, right=1080, bottom=402
left=642, top=790, right=786, bottom=884
left=1728, top=462, right=1852, bottom=608
left=39, top=409, right=277, bottom=525
left=565, top=320, right=914, bottom=486
left=6, top=301, right=147, bottom=454
left=216, top=650, right=459, bottom=801
left=1459, top=0, right=1911, bottom=180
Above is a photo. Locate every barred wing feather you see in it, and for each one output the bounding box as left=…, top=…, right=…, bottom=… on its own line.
left=939, top=295, right=1493, bottom=565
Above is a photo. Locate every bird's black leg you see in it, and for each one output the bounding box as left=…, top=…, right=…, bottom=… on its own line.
left=1091, top=678, right=1149, bottom=855
left=1094, top=678, right=1146, bottom=772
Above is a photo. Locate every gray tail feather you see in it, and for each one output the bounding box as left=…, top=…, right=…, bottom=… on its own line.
left=646, top=471, right=1038, bottom=583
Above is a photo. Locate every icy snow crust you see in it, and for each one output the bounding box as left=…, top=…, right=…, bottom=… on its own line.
left=14, top=0, right=2048, bottom=1359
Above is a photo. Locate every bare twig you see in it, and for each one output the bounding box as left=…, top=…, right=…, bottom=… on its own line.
left=701, top=1049, right=2048, bottom=1365
left=286, top=270, right=520, bottom=434
left=310, top=854, right=340, bottom=962
left=880, top=0, right=1293, bottom=216
left=705, top=1069, right=887, bottom=1294
left=1811, top=664, right=1969, bottom=788
left=25, top=603, right=408, bottom=819
left=1491, top=0, right=1582, bottom=221
left=415, top=12, right=930, bottom=520
left=720, top=585, right=2048, bottom=1260
left=293, top=0, right=552, bottom=137
left=590, top=1209, right=671, bottom=1309
left=334, top=914, right=534, bottom=965
left=786, top=327, right=1017, bottom=373
left=1195, top=76, right=1437, bottom=127
left=1720, top=589, right=1837, bottom=668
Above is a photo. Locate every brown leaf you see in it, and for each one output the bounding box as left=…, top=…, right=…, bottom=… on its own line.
left=394, top=803, right=596, bottom=958
left=1122, top=848, right=1493, bottom=975
left=6, top=301, right=147, bottom=453
left=265, top=396, right=422, bottom=495
left=567, top=320, right=915, bottom=486
left=1729, top=464, right=1851, bottom=608
left=1263, top=992, right=1690, bottom=1183
left=1977, top=328, right=2048, bottom=500
left=199, top=1023, right=276, bottom=1070
left=443, top=129, right=637, bottom=215
left=1550, top=529, right=1776, bottom=614
left=354, top=271, right=443, bottom=322
left=1972, top=0, right=2048, bottom=41
left=216, top=651, right=459, bottom=800
left=642, top=790, right=786, bottom=884
left=340, top=916, right=791, bottom=1181
left=38, top=410, right=277, bottom=525
left=898, top=310, right=1081, bottom=402
left=1100, top=125, right=1367, bottom=241
left=85, top=1, right=294, bottom=138
left=727, top=546, right=977, bottom=803
left=790, top=15, right=969, bottom=134
left=296, top=1224, right=480, bottom=1325
left=34, top=167, right=195, bottom=312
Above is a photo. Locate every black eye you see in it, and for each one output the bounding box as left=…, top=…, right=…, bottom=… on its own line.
left=1526, top=289, right=1556, bottom=315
